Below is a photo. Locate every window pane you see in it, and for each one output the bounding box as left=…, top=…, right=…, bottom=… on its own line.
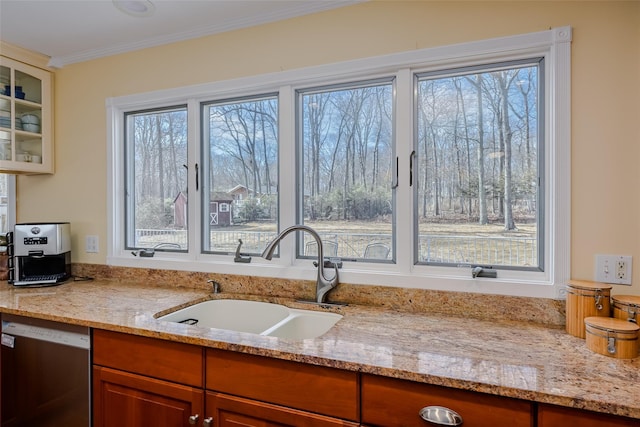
left=203, top=96, right=278, bottom=255
left=416, top=62, right=541, bottom=269
left=300, top=81, right=394, bottom=262
left=0, top=174, right=10, bottom=233
left=125, top=107, right=188, bottom=251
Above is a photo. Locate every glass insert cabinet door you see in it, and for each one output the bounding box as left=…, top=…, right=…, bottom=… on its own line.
left=0, top=56, right=53, bottom=174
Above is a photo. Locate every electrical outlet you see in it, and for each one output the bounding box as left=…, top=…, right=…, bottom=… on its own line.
left=595, top=254, right=632, bottom=285
left=85, top=235, right=99, bottom=253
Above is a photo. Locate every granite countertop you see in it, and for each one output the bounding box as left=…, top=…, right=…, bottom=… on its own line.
left=0, top=279, right=639, bottom=420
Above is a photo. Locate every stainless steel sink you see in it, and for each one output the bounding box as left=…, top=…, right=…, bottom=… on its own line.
left=158, top=299, right=342, bottom=339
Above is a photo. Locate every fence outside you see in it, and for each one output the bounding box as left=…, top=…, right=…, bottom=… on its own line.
left=134, top=229, right=537, bottom=267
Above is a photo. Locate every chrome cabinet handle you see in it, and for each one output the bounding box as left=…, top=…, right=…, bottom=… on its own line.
left=203, top=417, right=213, bottom=426
left=188, top=414, right=199, bottom=425
left=419, top=406, right=463, bottom=426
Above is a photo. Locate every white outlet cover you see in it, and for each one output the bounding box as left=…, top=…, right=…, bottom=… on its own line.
left=595, top=254, right=632, bottom=285
left=85, top=235, right=99, bottom=253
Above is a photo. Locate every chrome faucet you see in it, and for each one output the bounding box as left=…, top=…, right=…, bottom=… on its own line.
left=261, top=225, right=339, bottom=304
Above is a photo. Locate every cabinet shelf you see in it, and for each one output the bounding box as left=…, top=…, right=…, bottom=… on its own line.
left=15, top=130, right=42, bottom=137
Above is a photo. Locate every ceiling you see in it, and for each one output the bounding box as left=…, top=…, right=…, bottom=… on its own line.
left=0, top=0, right=360, bottom=68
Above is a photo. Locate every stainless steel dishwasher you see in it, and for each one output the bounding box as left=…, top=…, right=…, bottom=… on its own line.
left=1, top=313, right=91, bottom=427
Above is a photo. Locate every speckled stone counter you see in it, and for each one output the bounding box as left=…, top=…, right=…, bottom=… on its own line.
left=1, top=278, right=638, bottom=420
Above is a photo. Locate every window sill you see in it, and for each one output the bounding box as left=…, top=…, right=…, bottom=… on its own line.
left=107, top=254, right=560, bottom=299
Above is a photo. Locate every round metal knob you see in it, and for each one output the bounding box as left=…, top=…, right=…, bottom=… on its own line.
left=203, top=417, right=214, bottom=426
left=188, top=414, right=199, bottom=425
left=419, top=406, right=463, bottom=426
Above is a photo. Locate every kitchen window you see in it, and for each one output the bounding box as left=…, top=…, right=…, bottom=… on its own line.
left=0, top=174, right=14, bottom=286
left=201, top=95, right=278, bottom=255
left=415, top=60, right=543, bottom=271
left=0, top=174, right=15, bottom=234
left=108, top=27, right=571, bottom=298
left=298, top=80, right=394, bottom=262
left=123, top=106, right=188, bottom=253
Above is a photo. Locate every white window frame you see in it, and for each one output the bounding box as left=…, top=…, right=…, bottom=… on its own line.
left=107, top=27, right=571, bottom=299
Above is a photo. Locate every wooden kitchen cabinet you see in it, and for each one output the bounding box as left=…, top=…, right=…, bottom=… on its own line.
left=361, top=374, right=534, bottom=427
left=93, top=366, right=205, bottom=427
left=92, top=330, right=204, bottom=427
left=91, top=330, right=638, bottom=427
left=0, top=55, right=53, bottom=174
left=93, top=331, right=359, bottom=426
left=538, top=403, right=639, bottom=427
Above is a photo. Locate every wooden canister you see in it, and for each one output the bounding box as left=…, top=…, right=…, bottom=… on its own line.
left=612, top=295, right=640, bottom=324
left=565, top=280, right=611, bottom=338
left=584, top=317, right=639, bottom=359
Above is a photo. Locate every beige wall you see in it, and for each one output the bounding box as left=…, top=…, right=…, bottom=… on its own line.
left=16, top=1, right=640, bottom=295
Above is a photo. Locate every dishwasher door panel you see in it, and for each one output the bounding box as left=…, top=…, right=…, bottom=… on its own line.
left=1, top=314, right=90, bottom=427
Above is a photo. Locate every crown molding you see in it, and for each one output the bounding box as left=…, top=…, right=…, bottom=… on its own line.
left=0, top=41, right=53, bottom=71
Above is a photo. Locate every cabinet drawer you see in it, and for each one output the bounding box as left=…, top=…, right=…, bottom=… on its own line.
left=93, top=329, right=203, bottom=387
left=361, top=374, right=533, bottom=427
left=207, top=392, right=359, bottom=427
left=538, top=403, right=639, bottom=427
left=206, top=349, right=358, bottom=421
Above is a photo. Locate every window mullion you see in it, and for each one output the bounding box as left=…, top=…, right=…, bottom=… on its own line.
left=395, top=68, right=414, bottom=273
left=278, top=85, right=297, bottom=264
left=187, top=98, right=200, bottom=259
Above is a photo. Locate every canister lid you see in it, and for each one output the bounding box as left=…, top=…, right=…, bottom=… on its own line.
left=567, top=279, right=612, bottom=291
left=612, top=295, right=640, bottom=306
left=584, top=317, right=640, bottom=332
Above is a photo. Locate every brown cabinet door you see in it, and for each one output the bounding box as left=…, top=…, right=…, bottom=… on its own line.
left=93, top=366, right=204, bottom=427
left=538, top=404, right=639, bottom=427
left=206, top=392, right=359, bottom=427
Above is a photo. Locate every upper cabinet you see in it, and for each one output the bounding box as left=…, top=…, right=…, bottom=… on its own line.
left=0, top=56, right=53, bottom=174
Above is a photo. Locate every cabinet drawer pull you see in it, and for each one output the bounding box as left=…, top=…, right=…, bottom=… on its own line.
left=203, top=417, right=213, bottom=426
left=419, top=406, right=463, bottom=426
left=188, top=414, right=199, bottom=425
